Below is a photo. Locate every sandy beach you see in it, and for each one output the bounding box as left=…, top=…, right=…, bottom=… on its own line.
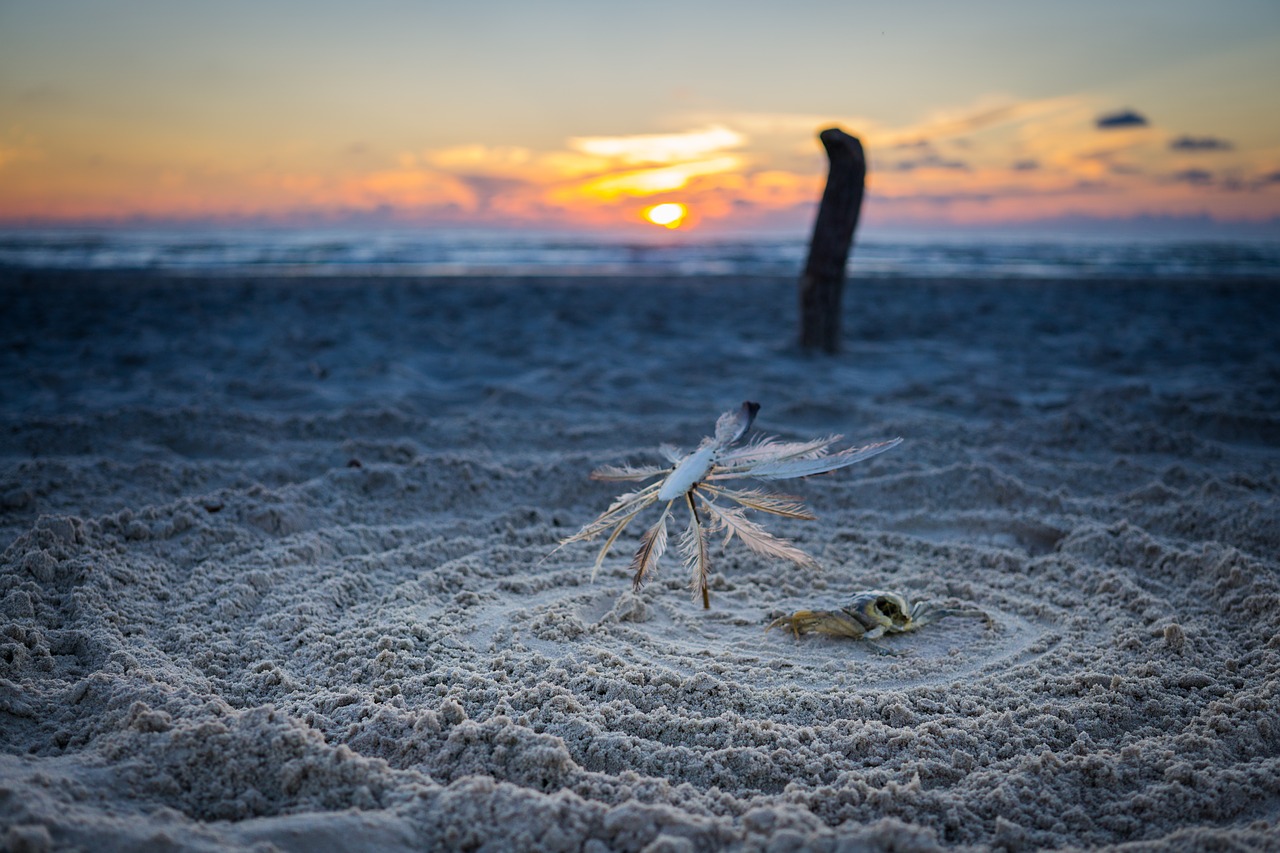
left=2, top=269, right=1278, bottom=851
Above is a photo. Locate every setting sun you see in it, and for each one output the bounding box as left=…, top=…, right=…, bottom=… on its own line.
left=644, top=202, right=687, bottom=229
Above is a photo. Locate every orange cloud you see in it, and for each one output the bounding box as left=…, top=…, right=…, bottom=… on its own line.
left=570, top=156, right=746, bottom=201
left=375, top=127, right=760, bottom=229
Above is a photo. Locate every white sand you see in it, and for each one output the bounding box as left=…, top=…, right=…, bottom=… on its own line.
left=2, top=270, right=1278, bottom=851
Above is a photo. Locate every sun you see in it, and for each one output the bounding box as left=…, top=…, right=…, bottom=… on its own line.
left=643, top=202, right=687, bottom=229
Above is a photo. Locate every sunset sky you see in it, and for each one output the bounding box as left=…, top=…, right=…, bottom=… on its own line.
left=2, top=0, right=1279, bottom=235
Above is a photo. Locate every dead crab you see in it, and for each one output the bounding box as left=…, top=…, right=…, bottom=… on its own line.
left=767, top=590, right=991, bottom=642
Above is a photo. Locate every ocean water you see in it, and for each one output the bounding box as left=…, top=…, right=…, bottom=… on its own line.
left=2, top=227, right=1279, bottom=279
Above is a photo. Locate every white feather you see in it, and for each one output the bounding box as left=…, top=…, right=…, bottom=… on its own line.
left=736, top=438, right=902, bottom=481
left=658, top=443, right=717, bottom=500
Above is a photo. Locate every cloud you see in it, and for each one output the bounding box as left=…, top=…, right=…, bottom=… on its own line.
left=1169, top=135, right=1234, bottom=152
left=425, top=145, right=534, bottom=171
left=1172, top=168, right=1214, bottom=185
left=674, top=112, right=860, bottom=140
left=1251, top=171, right=1280, bottom=190
left=455, top=175, right=529, bottom=207
left=892, top=101, right=1050, bottom=145
left=871, top=179, right=1111, bottom=208
left=891, top=154, right=970, bottom=172
left=872, top=189, right=995, bottom=206
left=1096, top=109, right=1149, bottom=130
left=1012, top=159, right=1040, bottom=171
left=685, top=96, right=1077, bottom=153
left=570, top=156, right=745, bottom=199
left=1073, top=147, right=1144, bottom=178
left=419, top=144, right=609, bottom=184
left=568, top=126, right=745, bottom=166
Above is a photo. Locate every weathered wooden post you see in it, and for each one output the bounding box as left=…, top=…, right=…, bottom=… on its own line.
left=799, top=128, right=866, bottom=353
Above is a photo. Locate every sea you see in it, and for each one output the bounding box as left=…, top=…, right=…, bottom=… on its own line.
left=2, top=227, right=1279, bottom=280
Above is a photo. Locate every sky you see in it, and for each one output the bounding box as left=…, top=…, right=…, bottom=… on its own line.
left=2, top=0, right=1279, bottom=237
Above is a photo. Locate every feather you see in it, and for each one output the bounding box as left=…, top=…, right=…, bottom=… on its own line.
left=716, top=435, right=839, bottom=468
left=591, top=463, right=669, bottom=482
left=578, top=491, right=635, bottom=525
left=658, top=444, right=717, bottom=501
left=557, top=403, right=902, bottom=608
left=737, top=438, right=903, bottom=481
left=703, top=503, right=818, bottom=569
left=630, top=503, right=672, bottom=590
left=658, top=444, right=685, bottom=464
left=590, top=504, right=647, bottom=579
left=713, top=401, right=759, bottom=447
left=711, top=486, right=817, bottom=520
left=560, top=484, right=660, bottom=545
left=679, top=495, right=711, bottom=602
left=601, top=482, right=662, bottom=515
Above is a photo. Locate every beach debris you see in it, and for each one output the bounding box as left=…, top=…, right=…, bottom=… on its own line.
left=559, top=402, right=901, bottom=609
left=800, top=127, right=866, bottom=354
left=767, top=590, right=991, bottom=643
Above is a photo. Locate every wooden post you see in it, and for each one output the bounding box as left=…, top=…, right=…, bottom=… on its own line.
left=799, top=128, right=866, bottom=353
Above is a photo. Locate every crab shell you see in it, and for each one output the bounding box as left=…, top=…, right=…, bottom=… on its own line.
left=839, top=590, right=924, bottom=634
